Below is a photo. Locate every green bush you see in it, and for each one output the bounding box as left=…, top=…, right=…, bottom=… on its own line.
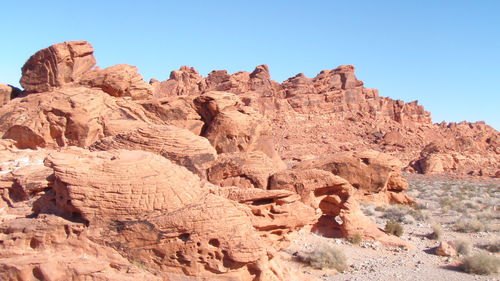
left=460, top=252, right=500, bottom=275
left=299, top=244, right=348, bottom=272
left=385, top=220, right=404, bottom=237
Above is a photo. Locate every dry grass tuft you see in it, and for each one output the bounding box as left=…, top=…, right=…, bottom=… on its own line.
left=298, top=243, right=348, bottom=272
left=460, top=252, right=500, bottom=275
left=455, top=219, right=486, bottom=233
left=349, top=233, right=362, bottom=245
left=385, top=220, right=404, bottom=237
left=454, top=239, right=472, bottom=256
left=429, top=223, right=444, bottom=240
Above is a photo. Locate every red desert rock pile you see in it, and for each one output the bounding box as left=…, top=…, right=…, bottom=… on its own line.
left=0, top=40, right=497, bottom=280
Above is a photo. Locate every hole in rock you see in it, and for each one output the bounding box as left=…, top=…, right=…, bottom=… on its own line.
left=30, top=238, right=41, bottom=249
left=179, top=233, right=190, bottom=242
left=361, top=158, right=370, bottom=165
left=311, top=215, right=343, bottom=238
left=209, top=238, right=220, bottom=247
left=32, top=267, right=44, bottom=280
left=176, top=251, right=191, bottom=266
left=252, top=198, right=274, bottom=206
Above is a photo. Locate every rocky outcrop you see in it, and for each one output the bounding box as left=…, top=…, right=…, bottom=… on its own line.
left=207, top=151, right=279, bottom=189
left=80, top=64, right=153, bottom=100
left=139, top=96, right=205, bottom=134
left=152, top=65, right=204, bottom=97
left=194, top=91, right=286, bottom=170
left=154, top=64, right=283, bottom=98
left=0, top=87, right=160, bottom=149
left=268, top=168, right=410, bottom=247
left=0, top=215, right=160, bottom=281
left=38, top=148, right=304, bottom=280
left=41, top=149, right=206, bottom=222
left=411, top=129, right=500, bottom=176
left=0, top=84, right=22, bottom=108
left=152, top=64, right=431, bottom=125
left=20, top=41, right=96, bottom=93
left=209, top=185, right=318, bottom=249
left=101, top=193, right=285, bottom=280
left=90, top=124, right=217, bottom=178
left=294, top=150, right=414, bottom=205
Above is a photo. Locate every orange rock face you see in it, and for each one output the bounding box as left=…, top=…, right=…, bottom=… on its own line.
left=0, top=215, right=161, bottom=281
left=0, top=87, right=159, bottom=149
left=0, top=40, right=498, bottom=281
left=293, top=150, right=414, bottom=205
left=0, top=84, right=22, bottom=108
left=42, top=149, right=206, bottom=222
left=80, top=64, right=153, bottom=100
left=20, top=40, right=96, bottom=93
left=268, top=167, right=410, bottom=247
left=90, top=124, right=217, bottom=178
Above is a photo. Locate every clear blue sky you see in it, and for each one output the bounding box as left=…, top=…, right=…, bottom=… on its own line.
left=1, top=1, right=498, bottom=129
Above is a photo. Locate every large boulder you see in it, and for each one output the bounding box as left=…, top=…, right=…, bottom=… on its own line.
left=20, top=41, right=96, bottom=93
left=101, top=194, right=278, bottom=279
left=294, top=150, right=413, bottom=204
left=207, top=151, right=279, bottom=189
left=195, top=91, right=286, bottom=170
left=0, top=87, right=159, bottom=149
left=79, top=64, right=153, bottom=100
left=90, top=124, right=217, bottom=178
left=269, top=168, right=411, bottom=247
left=209, top=185, right=319, bottom=250
left=139, top=96, right=205, bottom=135
left=40, top=149, right=206, bottom=222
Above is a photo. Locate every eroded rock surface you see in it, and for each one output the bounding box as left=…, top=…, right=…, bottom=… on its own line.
left=20, top=40, right=96, bottom=93
left=90, top=124, right=217, bottom=178
left=294, top=150, right=414, bottom=205
left=41, top=149, right=205, bottom=222
left=0, top=87, right=159, bottom=149
left=80, top=64, right=153, bottom=100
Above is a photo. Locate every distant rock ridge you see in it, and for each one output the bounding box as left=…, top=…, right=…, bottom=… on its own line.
left=151, top=64, right=431, bottom=125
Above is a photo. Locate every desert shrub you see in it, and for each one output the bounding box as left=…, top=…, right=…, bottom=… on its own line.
left=385, top=220, right=404, bottom=237
left=408, top=208, right=429, bottom=222
left=360, top=204, right=376, bottom=216
left=454, top=239, right=472, bottom=256
left=460, top=252, right=500, bottom=275
left=382, top=205, right=407, bottom=222
left=429, top=223, right=443, bottom=240
left=455, top=219, right=486, bottom=233
left=299, top=244, right=348, bottom=272
left=349, top=233, right=362, bottom=245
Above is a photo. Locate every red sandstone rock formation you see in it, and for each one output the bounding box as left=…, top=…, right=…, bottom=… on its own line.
left=80, top=64, right=153, bottom=100
left=0, top=84, right=22, bottom=108
left=20, top=41, right=96, bottom=93
left=0, top=40, right=498, bottom=281
left=0, top=87, right=160, bottom=149
left=0, top=215, right=161, bottom=281
left=90, top=124, right=217, bottom=178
